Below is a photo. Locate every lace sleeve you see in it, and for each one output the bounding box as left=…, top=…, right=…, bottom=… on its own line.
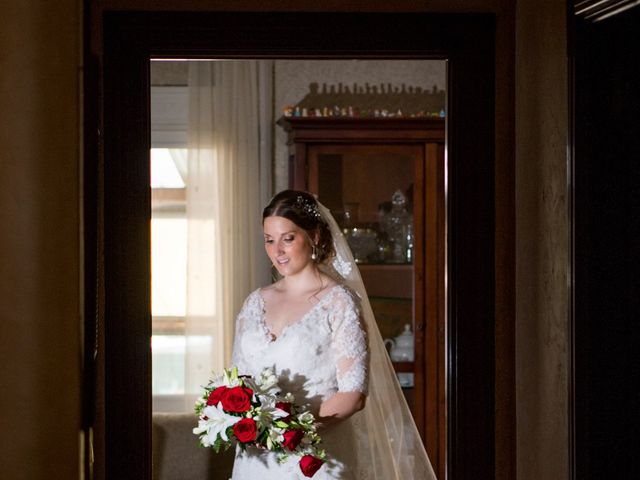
left=329, top=288, right=369, bottom=394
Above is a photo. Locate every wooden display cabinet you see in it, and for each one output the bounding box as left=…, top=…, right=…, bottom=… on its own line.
left=279, top=117, right=446, bottom=475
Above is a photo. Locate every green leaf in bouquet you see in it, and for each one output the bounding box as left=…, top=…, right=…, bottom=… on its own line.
left=227, top=366, right=239, bottom=383
left=212, top=435, right=226, bottom=453
left=315, top=448, right=327, bottom=461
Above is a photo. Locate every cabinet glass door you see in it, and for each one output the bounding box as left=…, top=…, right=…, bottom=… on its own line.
left=308, top=143, right=424, bottom=415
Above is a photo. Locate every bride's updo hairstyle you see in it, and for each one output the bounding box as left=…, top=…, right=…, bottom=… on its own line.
left=263, top=190, right=335, bottom=264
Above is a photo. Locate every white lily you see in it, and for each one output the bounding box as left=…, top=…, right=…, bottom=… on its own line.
left=193, top=404, right=242, bottom=446
left=243, top=367, right=279, bottom=396
left=265, top=425, right=285, bottom=450
left=251, top=396, right=289, bottom=428
left=258, top=368, right=279, bottom=390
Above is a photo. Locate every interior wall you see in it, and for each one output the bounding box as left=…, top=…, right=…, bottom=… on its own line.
left=515, top=2, right=569, bottom=479
left=0, top=1, right=82, bottom=480
left=273, top=60, right=446, bottom=192
left=150, top=59, right=447, bottom=196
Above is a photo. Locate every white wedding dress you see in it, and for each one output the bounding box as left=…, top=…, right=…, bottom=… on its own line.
left=230, top=284, right=369, bottom=479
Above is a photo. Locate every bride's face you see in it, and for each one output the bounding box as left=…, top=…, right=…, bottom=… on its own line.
left=263, top=216, right=314, bottom=277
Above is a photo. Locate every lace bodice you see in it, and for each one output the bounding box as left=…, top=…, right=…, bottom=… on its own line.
left=231, top=284, right=368, bottom=413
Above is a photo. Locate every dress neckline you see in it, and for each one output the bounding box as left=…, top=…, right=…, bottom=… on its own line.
left=256, top=284, right=344, bottom=343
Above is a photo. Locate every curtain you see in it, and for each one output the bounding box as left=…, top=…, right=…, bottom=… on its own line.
left=183, top=60, right=273, bottom=409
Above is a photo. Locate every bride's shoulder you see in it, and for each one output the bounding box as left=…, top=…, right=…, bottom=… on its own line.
left=327, top=283, right=360, bottom=307
left=242, top=286, right=266, bottom=306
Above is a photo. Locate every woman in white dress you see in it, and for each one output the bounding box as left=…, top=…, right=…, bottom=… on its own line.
left=231, top=190, right=436, bottom=480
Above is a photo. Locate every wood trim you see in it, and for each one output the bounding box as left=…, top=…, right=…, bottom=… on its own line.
left=280, top=117, right=445, bottom=143
left=414, top=140, right=427, bottom=446
left=98, top=11, right=498, bottom=480
left=425, top=140, right=447, bottom=479
left=436, top=142, right=447, bottom=477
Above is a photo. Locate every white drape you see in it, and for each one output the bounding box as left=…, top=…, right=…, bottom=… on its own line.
left=184, top=60, right=273, bottom=409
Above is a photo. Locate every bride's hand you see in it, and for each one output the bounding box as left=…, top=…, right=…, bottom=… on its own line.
left=317, top=391, right=366, bottom=429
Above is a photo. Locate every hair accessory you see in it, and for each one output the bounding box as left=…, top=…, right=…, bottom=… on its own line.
left=295, top=195, right=322, bottom=220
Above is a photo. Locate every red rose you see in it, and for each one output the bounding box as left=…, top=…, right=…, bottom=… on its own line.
left=206, top=386, right=228, bottom=406
left=221, top=386, right=253, bottom=412
left=299, top=455, right=324, bottom=478
left=282, top=429, right=304, bottom=451
left=275, top=401, right=291, bottom=413
left=233, top=418, right=257, bottom=443
left=275, top=401, right=292, bottom=421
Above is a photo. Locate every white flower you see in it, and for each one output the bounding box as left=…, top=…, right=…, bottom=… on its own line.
left=221, top=367, right=242, bottom=387
left=244, top=367, right=280, bottom=396
left=258, top=368, right=278, bottom=388
left=193, top=404, right=242, bottom=446
left=281, top=392, right=295, bottom=403
left=265, top=425, right=285, bottom=450
left=252, top=396, right=289, bottom=428
left=297, top=411, right=315, bottom=424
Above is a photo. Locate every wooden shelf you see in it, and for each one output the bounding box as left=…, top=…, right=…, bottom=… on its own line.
left=392, top=361, right=414, bottom=373
left=358, top=263, right=413, bottom=299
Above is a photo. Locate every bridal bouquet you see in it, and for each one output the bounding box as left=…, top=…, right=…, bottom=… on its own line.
left=193, top=366, right=326, bottom=478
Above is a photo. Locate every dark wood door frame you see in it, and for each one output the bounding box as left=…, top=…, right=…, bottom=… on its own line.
left=99, top=11, right=496, bottom=480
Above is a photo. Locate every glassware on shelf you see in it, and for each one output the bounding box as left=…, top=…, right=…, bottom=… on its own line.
left=342, top=202, right=360, bottom=228
left=380, top=189, right=413, bottom=263
left=405, top=223, right=414, bottom=263
left=373, top=231, right=392, bottom=263
left=344, top=227, right=378, bottom=263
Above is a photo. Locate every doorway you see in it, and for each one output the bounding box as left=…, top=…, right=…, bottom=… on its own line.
left=97, top=11, right=496, bottom=480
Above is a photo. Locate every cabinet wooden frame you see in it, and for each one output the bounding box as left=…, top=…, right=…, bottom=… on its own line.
left=280, top=116, right=446, bottom=470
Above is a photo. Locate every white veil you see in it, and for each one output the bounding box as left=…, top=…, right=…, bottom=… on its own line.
left=316, top=201, right=437, bottom=480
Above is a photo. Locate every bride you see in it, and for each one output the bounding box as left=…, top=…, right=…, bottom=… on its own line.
left=231, top=190, right=436, bottom=479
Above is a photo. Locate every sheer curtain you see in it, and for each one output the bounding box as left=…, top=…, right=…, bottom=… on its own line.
left=184, top=60, right=272, bottom=409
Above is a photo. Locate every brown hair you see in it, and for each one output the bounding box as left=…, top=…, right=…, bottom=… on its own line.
left=262, top=190, right=335, bottom=263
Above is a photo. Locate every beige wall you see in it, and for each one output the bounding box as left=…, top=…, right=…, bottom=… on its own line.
left=0, top=2, right=82, bottom=479
left=515, top=2, right=569, bottom=479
